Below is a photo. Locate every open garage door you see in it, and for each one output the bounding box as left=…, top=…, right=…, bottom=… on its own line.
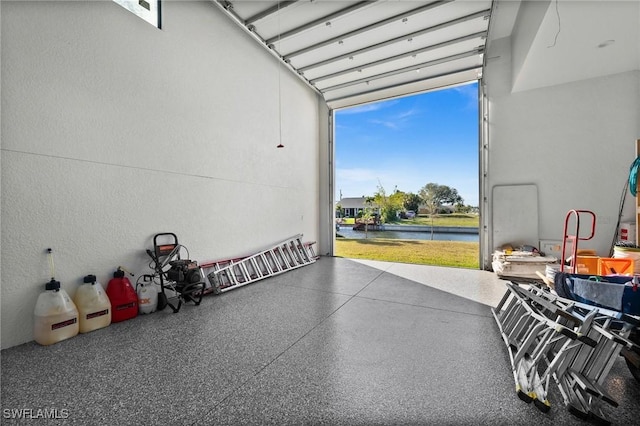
left=213, top=0, right=492, bottom=109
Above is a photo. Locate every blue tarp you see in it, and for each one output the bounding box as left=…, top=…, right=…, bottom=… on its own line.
left=554, top=273, right=640, bottom=315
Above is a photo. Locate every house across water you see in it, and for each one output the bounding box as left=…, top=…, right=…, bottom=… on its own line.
left=336, top=197, right=380, bottom=218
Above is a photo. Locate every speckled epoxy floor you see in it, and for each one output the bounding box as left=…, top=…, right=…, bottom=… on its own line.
left=2, top=257, right=639, bottom=425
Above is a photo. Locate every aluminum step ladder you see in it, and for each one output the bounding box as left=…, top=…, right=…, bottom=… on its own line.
left=540, top=287, right=639, bottom=423
left=492, top=281, right=596, bottom=413
left=492, top=281, right=640, bottom=424
left=199, top=234, right=318, bottom=295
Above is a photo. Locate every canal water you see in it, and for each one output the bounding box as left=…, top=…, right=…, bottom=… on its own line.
left=336, top=227, right=479, bottom=242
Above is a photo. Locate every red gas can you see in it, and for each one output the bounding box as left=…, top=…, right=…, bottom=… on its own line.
left=106, top=268, right=138, bottom=323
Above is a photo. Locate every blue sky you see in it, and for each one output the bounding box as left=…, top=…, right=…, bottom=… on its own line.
left=334, top=81, right=479, bottom=207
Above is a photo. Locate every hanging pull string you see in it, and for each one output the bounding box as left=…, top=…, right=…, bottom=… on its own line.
left=277, top=0, right=284, bottom=148
left=629, top=156, right=640, bottom=196
left=547, top=0, right=561, bottom=48
left=47, top=248, right=55, bottom=280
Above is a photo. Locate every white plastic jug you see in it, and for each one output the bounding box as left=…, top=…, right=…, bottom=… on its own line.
left=74, top=275, right=112, bottom=333
left=137, top=281, right=158, bottom=314
left=34, top=280, right=79, bottom=345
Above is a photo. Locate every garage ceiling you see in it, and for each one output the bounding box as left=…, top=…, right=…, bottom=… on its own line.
left=213, top=0, right=492, bottom=109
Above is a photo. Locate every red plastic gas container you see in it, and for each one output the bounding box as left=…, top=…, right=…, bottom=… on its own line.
left=106, top=268, right=138, bottom=323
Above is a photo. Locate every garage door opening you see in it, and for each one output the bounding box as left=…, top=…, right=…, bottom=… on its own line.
left=333, top=81, right=480, bottom=269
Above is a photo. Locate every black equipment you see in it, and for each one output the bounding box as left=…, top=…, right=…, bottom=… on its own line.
left=146, top=233, right=205, bottom=313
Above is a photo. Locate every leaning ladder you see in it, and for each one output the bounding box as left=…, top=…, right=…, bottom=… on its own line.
left=199, top=234, right=318, bottom=294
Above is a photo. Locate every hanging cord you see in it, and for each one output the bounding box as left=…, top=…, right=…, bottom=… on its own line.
left=276, top=1, right=284, bottom=148
left=47, top=248, right=55, bottom=280
left=610, top=177, right=630, bottom=256
left=609, top=156, right=640, bottom=255
left=547, top=0, right=561, bottom=48
left=628, top=156, right=640, bottom=196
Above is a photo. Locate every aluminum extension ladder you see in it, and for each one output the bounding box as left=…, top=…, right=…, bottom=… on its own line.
left=199, top=234, right=318, bottom=295
left=491, top=281, right=639, bottom=425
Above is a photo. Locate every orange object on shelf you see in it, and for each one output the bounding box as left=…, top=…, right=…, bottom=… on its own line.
left=575, top=255, right=599, bottom=274
left=598, top=257, right=635, bottom=276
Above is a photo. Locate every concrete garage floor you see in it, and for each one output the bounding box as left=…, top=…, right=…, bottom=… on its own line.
left=1, top=256, right=639, bottom=425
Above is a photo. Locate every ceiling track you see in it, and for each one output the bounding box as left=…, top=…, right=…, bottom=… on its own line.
left=482, top=0, right=499, bottom=73
left=212, top=0, right=322, bottom=96
left=214, top=1, right=492, bottom=107
left=281, top=0, right=454, bottom=59
left=297, top=9, right=490, bottom=73
left=265, top=1, right=378, bottom=46
left=320, top=48, right=484, bottom=92
left=324, top=65, right=482, bottom=104
left=244, top=0, right=297, bottom=26
left=309, top=31, right=487, bottom=84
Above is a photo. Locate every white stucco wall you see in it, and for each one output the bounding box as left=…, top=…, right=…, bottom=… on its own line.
left=1, top=1, right=323, bottom=349
left=509, top=0, right=550, bottom=92
left=484, top=35, right=640, bottom=266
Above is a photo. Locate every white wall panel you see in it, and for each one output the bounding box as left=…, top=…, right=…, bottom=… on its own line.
left=484, top=33, right=640, bottom=267
left=1, top=1, right=322, bottom=348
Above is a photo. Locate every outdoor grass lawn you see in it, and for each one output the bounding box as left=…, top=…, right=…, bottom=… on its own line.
left=335, top=238, right=480, bottom=269
left=394, top=213, right=479, bottom=227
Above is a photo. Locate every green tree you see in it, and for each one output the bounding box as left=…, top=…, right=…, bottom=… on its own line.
left=361, top=199, right=375, bottom=239
left=419, top=183, right=464, bottom=239
left=419, top=183, right=463, bottom=207
left=403, top=192, right=422, bottom=214
left=373, top=183, right=404, bottom=223
left=455, top=202, right=471, bottom=214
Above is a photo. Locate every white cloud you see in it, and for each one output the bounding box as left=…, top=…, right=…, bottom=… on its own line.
left=368, top=119, right=398, bottom=129
left=367, top=108, right=421, bottom=130
left=396, top=108, right=419, bottom=119
left=452, top=82, right=479, bottom=109
left=337, top=99, right=399, bottom=115
left=336, top=167, right=421, bottom=199
left=452, top=81, right=477, bottom=96
left=336, top=168, right=384, bottom=198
